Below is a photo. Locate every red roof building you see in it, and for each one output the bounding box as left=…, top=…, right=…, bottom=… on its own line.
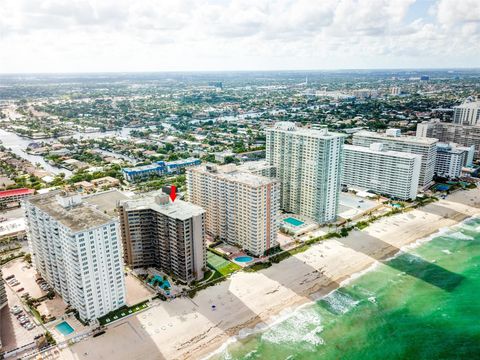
left=0, top=188, right=35, bottom=206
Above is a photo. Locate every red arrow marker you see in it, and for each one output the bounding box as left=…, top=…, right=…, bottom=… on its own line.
left=169, top=185, right=177, bottom=202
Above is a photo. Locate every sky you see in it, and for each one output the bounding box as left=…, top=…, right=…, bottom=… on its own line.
left=0, top=0, right=479, bottom=73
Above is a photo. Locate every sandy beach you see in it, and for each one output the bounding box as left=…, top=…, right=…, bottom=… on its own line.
left=59, top=188, right=480, bottom=360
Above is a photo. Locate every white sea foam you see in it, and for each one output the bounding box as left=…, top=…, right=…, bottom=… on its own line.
left=448, top=231, right=474, bottom=241
left=392, top=226, right=451, bottom=258
left=261, top=309, right=323, bottom=346
left=367, top=296, right=376, bottom=304
left=243, top=349, right=258, bottom=359
left=321, top=291, right=360, bottom=315
left=441, top=249, right=452, bottom=255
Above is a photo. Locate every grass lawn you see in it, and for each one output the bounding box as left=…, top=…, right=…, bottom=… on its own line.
left=207, top=251, right=241, bottom=277
left=98, top=301, right=148, bottom=326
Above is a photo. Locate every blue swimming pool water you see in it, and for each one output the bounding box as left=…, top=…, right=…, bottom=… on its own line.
left=56, top=321, right=74, bottom=336
left=149, top=275, right=171, bottom=289
left=235, top=256, right=253, bottom=263
left=283, top=217, right=304, bottom=227
left=435, top=184, right=450, bottom=191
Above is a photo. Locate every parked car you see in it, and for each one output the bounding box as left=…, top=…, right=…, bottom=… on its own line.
left=19, top=318, right=29, bottom=325
left=16, top=287, right=24, bottom=292
left=5, top=274, right=15, bottom=280
left=26, top=323, right=35, bottom=330
left=11, top=307, right=22, bottom=315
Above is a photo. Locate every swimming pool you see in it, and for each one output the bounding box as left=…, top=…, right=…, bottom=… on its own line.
left=235, top=256, right=253, bottom=263
left=56, top=321, right=74, bottom=336
left=283, top=217, right=305, bottom=227
left=435, top=184, right=450, bottom=191
left=149, top=275, right=171, bottom=290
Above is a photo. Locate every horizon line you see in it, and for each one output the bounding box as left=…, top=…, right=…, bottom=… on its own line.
left=1, top=66, right=480, bottom=76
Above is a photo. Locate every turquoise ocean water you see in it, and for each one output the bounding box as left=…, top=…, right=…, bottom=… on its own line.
left=212, top=216, right=480, bottom=360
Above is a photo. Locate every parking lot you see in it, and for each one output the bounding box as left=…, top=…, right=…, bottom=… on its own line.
left=1, top=278, right=43, bottom=353
left=2, top=259, right=69, bottom=321
left=2, top=259, right=45, bottom=299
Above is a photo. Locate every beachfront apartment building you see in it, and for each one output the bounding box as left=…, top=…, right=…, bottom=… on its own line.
left=417, top=120, right=480, bottom=160
left=122, top=158, right=201, bottom=182
left=353, top=129, right=438, bottom=189
left=435, top=143, right=475, bottom=179
left=25, top=191, right=126, bottom=322
left=266, top=122, right=345, bottom=224
left=453, top=99, right=480, bottom=126
left=0, top=269, right=6, bottom=310
left=118, top=192, right=206, bottom=283
left=342, top=143, right=421, bottom=200
left=187, top=164, right=280, bottom=257
left=0, top=269, right=6, bottom=352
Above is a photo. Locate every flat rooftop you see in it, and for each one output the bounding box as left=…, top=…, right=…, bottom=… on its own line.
left=236, top=160, right=274, bottom=172
left=354, top=130, right=438, bottom=145
left=454, top=100, right=480, bottom=109
left=0, top=188, right=34, bottom=198
left=344, top=144, right=422, bottom=159
left=27, top=191, right=117, bottom=232
left=189, top=164, right=278, bottom=187
left=83, top=189, right=130, bottom=216
left=120, top=191, right=205, bottom=221
left=267, top=122, right=346, bottom=140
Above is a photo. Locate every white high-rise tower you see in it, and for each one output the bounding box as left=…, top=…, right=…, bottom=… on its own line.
left=25, top=191, right=126, bottom=322
left=266, top=122, right=345, bottom=224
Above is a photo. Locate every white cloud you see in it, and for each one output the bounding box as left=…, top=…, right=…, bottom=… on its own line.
left=0, top=0, right=478, bottom=73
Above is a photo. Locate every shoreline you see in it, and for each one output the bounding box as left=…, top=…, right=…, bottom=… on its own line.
left=59, top=188, right=480, bottom=360
left=199, top=198, right=480, bottom=360
left=202, top=213, right=477, bottom=360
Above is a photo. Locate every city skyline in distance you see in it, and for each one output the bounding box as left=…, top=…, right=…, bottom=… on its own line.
left=1, top=0, right=479, bottom=74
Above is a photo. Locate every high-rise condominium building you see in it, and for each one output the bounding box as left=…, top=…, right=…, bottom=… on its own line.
left=342, top=143, right=421, bottom=200
left=0, top=269, right=6, bottom=351
left=435, top=143, right=475, bottom=179
left=390, top=87, right=401, bottom=96
left=266, top=122, right=345, bottom=224
left=453, top=100, right=480, bottom=125
left=417, top=120, right=480, bottom=160
left=25, top=191, right=126, bottom=322
left=118, top=192, right=206, bottom=283
left=187, top=164, right=280, bottom=257
left=353, top=129, right=438, bottom=188
left=0, top=269, right=6, bottom=310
